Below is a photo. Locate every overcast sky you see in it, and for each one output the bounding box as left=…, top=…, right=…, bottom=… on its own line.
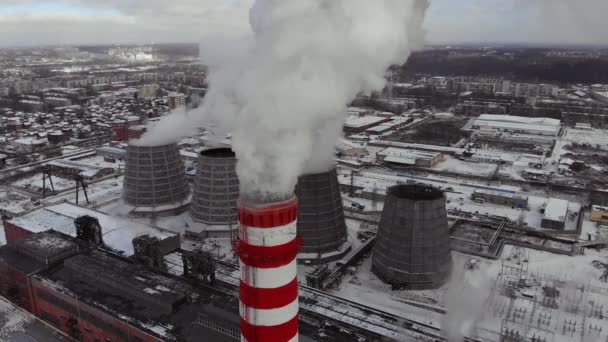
left=0, top=0, right=606, bottom=47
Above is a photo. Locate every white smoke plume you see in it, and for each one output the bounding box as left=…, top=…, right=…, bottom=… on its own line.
left=442, top=258, right=494, bottom=342
left=132, top=110, right=199, bottom=146
left=201, top=0, right=430, bottom=201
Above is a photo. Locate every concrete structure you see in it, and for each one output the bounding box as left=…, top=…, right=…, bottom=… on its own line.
left=96, top=146, right=127, bottom=161
left=124, top=143, right=190, bottom=216
left=168, top=92, right=186, bottom=110
left=45, top=159, right=115, bottom=181
left=4, top=203, right=179, bottom=257
left=372, top=185, right=451, bottom=290
left=591, top=205, right=608, bottom=225
left=191, top=148, right=239, bottom=226
left=343, top=115, right=391, bottom=134
left=236, top=197, right=300, bottom=342
left=295, top=168, right=350, bottom=263
left=377, top=147, right=444, bottom=168
left=471, top=189, right=528, bottom=208
left=469, top=114, right=561, bottom=137
left=0, top=231, right=240, bottom=342
left=541, top=198, right=569, bottom=230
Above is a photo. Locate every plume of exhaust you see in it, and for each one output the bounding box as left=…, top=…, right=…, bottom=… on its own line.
left=442, top=258, right=494, bottom=342
left=201, top=0, right=430, bottom=201
left=132, top=110, right=199, bottom=146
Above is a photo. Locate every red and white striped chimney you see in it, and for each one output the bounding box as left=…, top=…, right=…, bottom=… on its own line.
left=237, top=196, right=300, bottom=342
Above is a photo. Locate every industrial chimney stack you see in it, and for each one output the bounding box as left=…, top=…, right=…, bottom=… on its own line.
left=236, top=197, right=300, bottom=342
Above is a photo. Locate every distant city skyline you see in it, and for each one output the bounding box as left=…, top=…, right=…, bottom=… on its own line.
left=0, top=0, right=606, bottom=47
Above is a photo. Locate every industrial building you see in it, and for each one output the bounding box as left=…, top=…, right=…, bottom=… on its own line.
left=376, top=147, right=444, bottom=168
left=190, top=148, right=239, bottom=231
left=45, top=159, right=115, bottom=181
left=469, top=114, right=561, bottom=137
left=0, top=230, right=239, bottom=342
left=343, top=115, right=391, bottom=134
left=295, top=168, right=350, bottom=263
left=372, top=185, right=452, bottom=290
left=96, top=146, right=127, bottom=161
left=3, top=203, right=179, bottom=256
left=123, top=143, right=191, bottom=217
left=541, top=198, right=570, bottom=230
left=168, top=92, right=186, bottom=110
left=471, top=189, right=529, bottom=208
left=591, top=205, right=608, bottom=225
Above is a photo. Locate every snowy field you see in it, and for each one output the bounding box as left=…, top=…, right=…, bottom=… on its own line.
left=433, top=156, right=498, bottom=178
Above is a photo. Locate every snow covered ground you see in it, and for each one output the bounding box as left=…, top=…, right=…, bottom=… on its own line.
left=433, top=155, right=498, bottom=178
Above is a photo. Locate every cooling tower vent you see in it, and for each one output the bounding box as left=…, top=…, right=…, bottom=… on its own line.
left=295, top=167, right=351, bottom=263
left=190, top=148, right=239, bottom=226
left=123, top=143, right=191, bottom=217
left=372, top=184, right=451, bottom=290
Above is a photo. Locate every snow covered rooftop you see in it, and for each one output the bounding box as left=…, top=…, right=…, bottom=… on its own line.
left=8, top=203, right=177, bottom=256
left=544, top=198, right=569, bottom=222
left=477, top=114, right=561, bottom=127
left=345, top=115, right=387, bottom=129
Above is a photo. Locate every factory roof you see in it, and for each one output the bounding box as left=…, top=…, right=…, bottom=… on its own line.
left=378, top=147, right=442, bottom=160
left=544, top=198, right=569, bottom=222
left=473, top=189, right=529, bottom=201
left=472, top=119, right=560, bottom=134
left=96, top=146, right=127, bottom=154
left=35, top=249, right=238, bottom=342
left=477, top=114, right=561, bottom=127
left=14, top=232, right=78, bottom=261
left=46, top=159, right=112, bottom=178
left=8, top=203, right=176, bottom=256
left=344, top=115, right=388, bottom=129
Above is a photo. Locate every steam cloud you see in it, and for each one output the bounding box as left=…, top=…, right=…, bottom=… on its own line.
left=132, top=110, right=199, bottom=147
left=201, top=0, right=430, bottom=201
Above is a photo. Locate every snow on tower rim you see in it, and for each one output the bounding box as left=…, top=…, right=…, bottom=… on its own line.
left=388, top=184, right=445, bottom=201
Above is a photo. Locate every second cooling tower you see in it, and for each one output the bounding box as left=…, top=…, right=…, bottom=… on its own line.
left=295, top=167, right=350, bottom=263
left=191, top=148, right=239, bottom=226
left=123, top=143, right=190, bottom=216
left=372, top=184, right=451, bottom=290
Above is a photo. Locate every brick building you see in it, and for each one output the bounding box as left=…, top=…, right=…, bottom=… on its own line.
left=0, top=229, right=239, bottom=342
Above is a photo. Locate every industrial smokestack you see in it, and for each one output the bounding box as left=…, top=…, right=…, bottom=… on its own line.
left=236, top=196, right=300, bottom=342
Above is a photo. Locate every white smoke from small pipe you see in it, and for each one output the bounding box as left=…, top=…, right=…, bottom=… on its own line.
left=201, top=0, right=430, bottom=201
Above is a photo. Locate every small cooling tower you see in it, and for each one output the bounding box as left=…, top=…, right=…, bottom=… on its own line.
left=295, top=167, right=350, bottom=263
left=191, top=148, right=239, bottom=226
left=372, top=184, right=451, bottom=290
left=123, top=143, right=190, bottom=216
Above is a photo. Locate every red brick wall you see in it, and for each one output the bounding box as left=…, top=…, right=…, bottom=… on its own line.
left=31, top=279, right=161, bottom=342
left=3, top=221, right=32, bottom=243
left=0, top=259, right=35, bottom=313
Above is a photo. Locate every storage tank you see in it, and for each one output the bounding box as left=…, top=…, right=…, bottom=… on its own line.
left=190, top=148, right=239, bottom=226
left=372, top=184, right=451, bottom=290
left=295, top=167, right=350, bottom=263
left=123, top=143, right=190, bottom=216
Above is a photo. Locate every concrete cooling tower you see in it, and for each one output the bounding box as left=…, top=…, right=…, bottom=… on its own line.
left=295, top=167, right=350, bottom=263
left=372, top=184, right=451, bottom=290
left=123, top=143, right=190, bottom=216
left=191, top=148, right=239, bottom=226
